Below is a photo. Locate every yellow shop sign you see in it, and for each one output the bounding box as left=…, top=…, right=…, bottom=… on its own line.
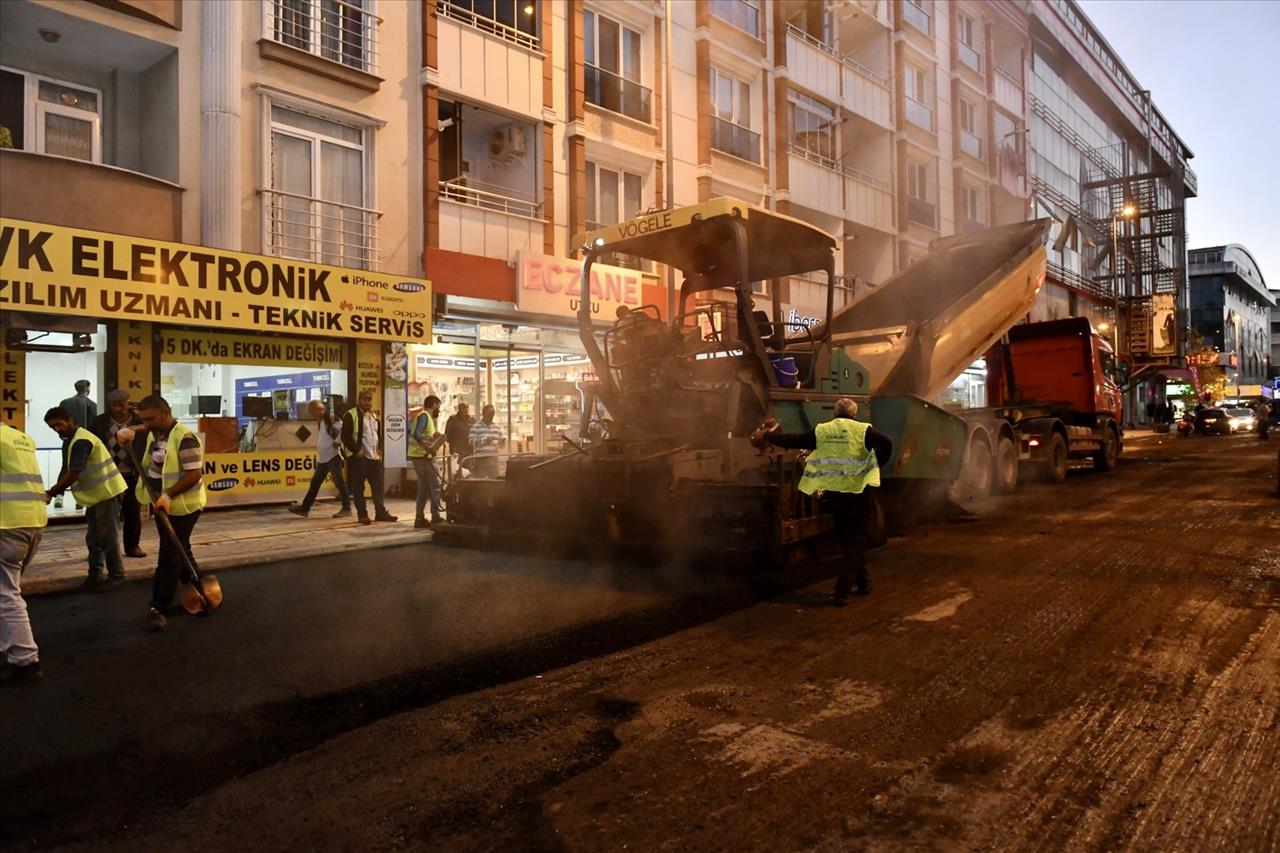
left=0, top=218, right=432, bottom=343
left=161, top=329, right=347, bottom=369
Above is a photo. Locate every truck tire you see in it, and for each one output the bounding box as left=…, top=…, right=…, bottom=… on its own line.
left=993, top=434, right=1019, bottom=494
left=1093, top=423, right=1120, bottom=472
left=1039, top=432, right=1068, bottom=483
left=954, top=434, right=992, bottom=503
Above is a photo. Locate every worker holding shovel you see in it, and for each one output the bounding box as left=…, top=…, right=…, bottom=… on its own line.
left=117, top=395, right=213, bottom=632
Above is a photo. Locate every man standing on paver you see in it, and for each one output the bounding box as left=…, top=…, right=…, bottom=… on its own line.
left=342, top=391, right=398, bottom=526
left=408, top=395, right=444, bottom=529
left=43, top=407, right=129, bottom=591
left=289, top=399, right=352, bottom=518
left=0, top=420, right=47, bottom=685
left=119, top=395, right=207, bottom=632
left=753, top=397, right=893, bottom=605
left=91, top=390, right=147, bottom=559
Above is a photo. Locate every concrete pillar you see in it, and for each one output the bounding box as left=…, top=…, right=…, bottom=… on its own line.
left=201, top=0, right=242, bottom=250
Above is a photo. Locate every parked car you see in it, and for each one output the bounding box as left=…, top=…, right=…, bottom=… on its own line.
left=1225, top=408, right=1257, bottom=433
left=1193, top=408, right=1232, bottom=435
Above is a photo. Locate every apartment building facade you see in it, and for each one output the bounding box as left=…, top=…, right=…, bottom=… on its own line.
left=0, top=0, right=424, bottom=506
left=1188, top=245, right=1274, bottom=389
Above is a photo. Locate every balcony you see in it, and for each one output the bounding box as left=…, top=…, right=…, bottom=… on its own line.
left=261, top=188, right=380, bottom=270
left=785, top=25, right=842, bottom=105
left=993, top=66, right=1023, bottom=116
left=844, top=167, right=895, bottom=234
left=584, top=65, right=652, bottom=124
left=902, top=1, right=931, bottom=34
left=960, top=129, right=983, bottom=159
left=907, top=196, right=936, bottom=228
left=439, top=177, right=540, bottom=219
left=788, top=145, right=844, bottom=216
left=437, top=0, right=539, bottom=50
left=438, top=179, right=544, bottom=263
left=712, top=117, right=761, bottom=164
left=263, top=0, right=381, bottom=82
left=710, top=0, right=761, bottom=38
left=435, top=10, right=543, bottom=119
left=957, top=41, right=982, bottom=74
left=841, top=60, right=893, bottom=129
left=0, top=150, right=182, bottom=241
left=904, top=96, right=933, bottom=132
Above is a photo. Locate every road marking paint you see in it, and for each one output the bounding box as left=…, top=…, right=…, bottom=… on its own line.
left=906, top=589, right=975, bottom=622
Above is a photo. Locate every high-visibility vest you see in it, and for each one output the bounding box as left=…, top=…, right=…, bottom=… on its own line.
left=62, top=427, right=127, bottom=508
left=407, top=411, right=436, bottom=458
left=136, top=422, right=206, bottom=516
left=799, top=418, right=882, bottom=496
left=0, top=423, right=48, bottom=530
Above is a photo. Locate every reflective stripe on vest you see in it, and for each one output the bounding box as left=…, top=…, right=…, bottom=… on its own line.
left=0, top=424, right=48, bottom=529
left=407, top=411, right=436, bottom=458
left=135, top=422, right=206, bottom=516
left=65, top=427, right=127, bottom=507
left=799, top=418, right=881, bottom=496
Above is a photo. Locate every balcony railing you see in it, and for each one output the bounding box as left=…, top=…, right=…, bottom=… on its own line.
left=960, top=129, right=984, bottom=159
left=994, top=63, right=1023, bottom=86
left=584, top=65, right=653, bottom=124
left=907, top=196, right=936, bottom=228
left=789, top=142, right=840, bottom=172
left=261, top=188, right=380, bottom=270
left=711, top=0, right=761, bottom=37
left=787, top=23, right=837, bottom=56
left=957, top=41, right=982, bottom=73
left=712, top=116, right=761, bottom=164
left=902, top=1, right=931, bottom=34
left=904, top=96, right=933, bottom=131
left=265, top=0, right=381, bottom=74
left=843, top=164, right=893, bottom=192
left=439, top=177, right=541, bottom=219
left=437, top=0, right=539, bottom=51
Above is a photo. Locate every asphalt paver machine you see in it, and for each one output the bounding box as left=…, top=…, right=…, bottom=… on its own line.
left=439, top=198, right=1048, bottom=565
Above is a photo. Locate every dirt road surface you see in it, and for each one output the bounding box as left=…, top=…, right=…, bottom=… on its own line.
left=11, top=434, right=1280, bottom=850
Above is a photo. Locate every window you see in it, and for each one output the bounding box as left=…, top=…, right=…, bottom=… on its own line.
left=956, top=12, right=982, bottom=72
left=586, top=161, right=650, bottom=270
left=907, top=162, right=929, bottom=200
left=790, top=92, right=837, bottom=163
left=267, top=0, right=378, bottom=73
left=584, top=10, right=651, bottom=122
left=903, top=66, right=932, bottom=131
left=959, top=98, right=977, bottom=133
left=709, top=68, right=760, bottom=163
left=711, top=0, right=761, bottom=37
left=265, top=105, right=375, bottom=269
left=959, top=97, right=982, bottom=157
left=0, top=67, right=101, bottom=163
left=903, top=0, right=931, bottom=34
left=439, top=0, right=540, bottom=49
left=904, top=66, right=926, bottom=103
left=963, top=185, right=983, bottom=223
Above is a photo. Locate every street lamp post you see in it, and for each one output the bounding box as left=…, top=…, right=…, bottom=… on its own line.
left=1111, top=203, right=1137, bottom=418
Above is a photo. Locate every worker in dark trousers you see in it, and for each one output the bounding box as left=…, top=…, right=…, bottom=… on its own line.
left=753, top=397, right=893, bottom=605
left=341, top=390, right=397, bottom=526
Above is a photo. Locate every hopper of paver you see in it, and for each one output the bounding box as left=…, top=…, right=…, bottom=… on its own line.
left=815, top=219, right=1051, bottom=400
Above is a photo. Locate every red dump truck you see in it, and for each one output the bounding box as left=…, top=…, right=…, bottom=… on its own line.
left=952, top=317, right=1124, bottom=495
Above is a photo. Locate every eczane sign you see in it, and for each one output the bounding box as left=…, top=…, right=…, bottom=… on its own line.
left=517, top=252, right=642, bottom=320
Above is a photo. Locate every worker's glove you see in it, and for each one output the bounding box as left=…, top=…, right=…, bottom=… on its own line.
left=116, top=427, right=136, bottom=444
left=749, top=418, right=780, bottom=449
left=153, top=493, right=172, bottom=515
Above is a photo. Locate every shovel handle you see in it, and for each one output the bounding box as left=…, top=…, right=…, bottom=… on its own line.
left=126, top=432, right=210, bottom=608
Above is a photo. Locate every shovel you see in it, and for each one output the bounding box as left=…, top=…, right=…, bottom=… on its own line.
left=127, top=430, right=223, bottom=615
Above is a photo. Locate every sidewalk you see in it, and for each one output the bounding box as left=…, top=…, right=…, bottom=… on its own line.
left=23, top=497, right=428, bottom=595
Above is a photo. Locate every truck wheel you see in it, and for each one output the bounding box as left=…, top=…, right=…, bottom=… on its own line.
left=1039, top=432, right=1068, bottom=483
left=1093, top=423, right=1120, bottom=472
left=993, top=435, right=1019, bottom=494
left=954, top=435, right=992, bottom=503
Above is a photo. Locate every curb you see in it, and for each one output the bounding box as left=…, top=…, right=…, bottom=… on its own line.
left=23, top=529, right=433, bottom=597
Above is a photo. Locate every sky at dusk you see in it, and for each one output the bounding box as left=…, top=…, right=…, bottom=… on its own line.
left=1076, top=0, right=1280, bottom=293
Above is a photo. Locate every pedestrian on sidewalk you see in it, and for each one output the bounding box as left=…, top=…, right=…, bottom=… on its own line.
left=0, top=421, right=47, bottom=685
left=91, top=389, right=147, bottom=559
left=752, top=398, right=893, bottom=606
left=468, top=404, right=506, bottom=479
left=119, top=395, right=207, bottom=632
left=290, top=399, right=352, bottom=518
left=409, top=395, right=444, bottom=529
left=43, top=407, right=129, bottom=591
left=341, top=390, right=398, bottom=526
left=445, top=401, right=475, bottom=480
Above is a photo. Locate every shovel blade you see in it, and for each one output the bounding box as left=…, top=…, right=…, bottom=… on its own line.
left=178, top=574, right=224, bottom=615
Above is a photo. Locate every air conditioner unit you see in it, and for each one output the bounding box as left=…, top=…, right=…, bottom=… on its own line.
left=489, top=125, right=527, bottom=163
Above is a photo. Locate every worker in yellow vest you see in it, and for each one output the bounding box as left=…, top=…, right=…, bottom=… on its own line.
left=753, top=397, right=893, bottom=605
left=408, top=395, right=444, bottom=529
left=117, top=395, right=207, bottom=632
left=1, top=420, right=48, bottom=685
left=43, top=407, right=129, bottom=591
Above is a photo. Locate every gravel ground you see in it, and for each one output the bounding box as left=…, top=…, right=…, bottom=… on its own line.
left=32, top=434, right=1280, bottom=850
